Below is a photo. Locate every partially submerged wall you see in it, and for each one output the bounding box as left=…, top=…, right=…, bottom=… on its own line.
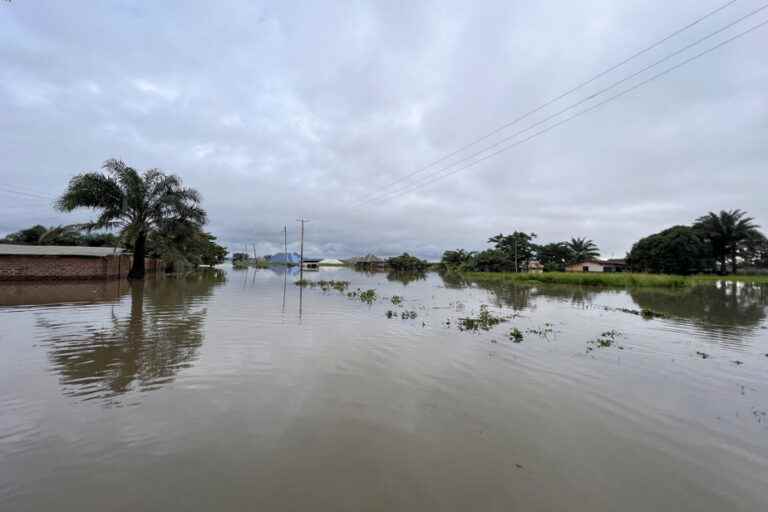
left=0, top=255, right=164, bottom=281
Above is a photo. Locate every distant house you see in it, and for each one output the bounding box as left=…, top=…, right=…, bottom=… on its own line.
left=319, top=258, right=344, bottom=266
left=301, top=258, right=322, bottom=270
left=527, top=260, right=544, bottom=273
left=565, top=259, right=626, bottom=273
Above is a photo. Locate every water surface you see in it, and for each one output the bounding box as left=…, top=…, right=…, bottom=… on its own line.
left=1, top=268, right=767, bottom=511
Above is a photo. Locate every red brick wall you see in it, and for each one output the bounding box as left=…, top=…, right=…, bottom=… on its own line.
left=0, top=255, right=164, bottom=281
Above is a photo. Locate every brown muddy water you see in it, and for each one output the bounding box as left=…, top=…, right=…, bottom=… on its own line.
left=1, top=267, right=767, bottom=511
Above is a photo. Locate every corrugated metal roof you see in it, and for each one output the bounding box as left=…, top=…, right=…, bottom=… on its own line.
left=0, top=244, right=128, bottom=257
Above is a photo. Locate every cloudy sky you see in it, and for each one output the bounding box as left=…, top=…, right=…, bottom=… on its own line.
left=2, top=0, right=766, bottom=259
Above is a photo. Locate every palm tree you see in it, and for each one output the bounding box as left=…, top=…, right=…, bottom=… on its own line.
left=566, top=237, right=600, bottom=263
left=56, top=159, right=206, bottom=279
left=694, top=209, right=761, bottom=274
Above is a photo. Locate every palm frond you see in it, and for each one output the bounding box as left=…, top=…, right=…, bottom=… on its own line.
left=56, top=172, right=124, bottom=211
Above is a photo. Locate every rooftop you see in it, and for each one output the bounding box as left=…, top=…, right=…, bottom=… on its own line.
left=0, top=244, right=128, bottom=258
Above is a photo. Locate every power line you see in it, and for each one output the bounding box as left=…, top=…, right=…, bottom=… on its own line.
left=353, top=0, right=742, bottom=204
left=0, top=186, right=55, bottom=201
left=360, top=17, right=768, bottom=206
left=355, top=2, right=768, bottom=207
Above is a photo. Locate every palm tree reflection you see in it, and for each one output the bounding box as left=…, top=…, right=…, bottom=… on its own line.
left=630, top=281, right=767, bottom=341
left=41, top=270, right=225, bottom=405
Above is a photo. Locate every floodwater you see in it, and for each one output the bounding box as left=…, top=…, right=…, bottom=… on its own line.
left=1, top=267, right=767, bottom=511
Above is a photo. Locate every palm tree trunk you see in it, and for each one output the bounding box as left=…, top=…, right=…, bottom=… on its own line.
left=128, top=231, right=147, bottom=280
left=719, top=254, right=726, bottom=275
left=731, top=247, right=738, bottom=274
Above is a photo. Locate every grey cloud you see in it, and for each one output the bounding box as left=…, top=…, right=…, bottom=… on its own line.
left=1, top=0, right=766, bottom=260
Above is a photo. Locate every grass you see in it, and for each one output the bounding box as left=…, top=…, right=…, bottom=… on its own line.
left=459, top=271, right=768, bottom=288
left=233, top=259, right=270, bottom=269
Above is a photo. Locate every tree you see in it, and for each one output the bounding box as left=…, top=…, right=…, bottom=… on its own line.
left=56, top=159, right=206, bottom=279
left=487, top=231, right=537, bottom=271
left=387, top=252, right=429, bottom=272
left=1, top=224, right=47, bottom=244
left=147, top=220, right=226, bottom=271
left=232, top=252, right=250, bottom=263
left=468, top=249, right=511, bottom=272
left=534, top=242, right=573, bottom=271
left=1, top=224, right=120, bottom=247
left=694, top=210, right=762, bottom=274
left=626, top=226, right=714, bottom=275
left=440, top=249, right=475, bottom=269
left=566, top=237, right=600, bottom=263
left=38, top=225, right=87, bottom=246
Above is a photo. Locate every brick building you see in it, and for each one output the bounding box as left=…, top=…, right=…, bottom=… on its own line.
left=0, top=245, right=164, bottom=281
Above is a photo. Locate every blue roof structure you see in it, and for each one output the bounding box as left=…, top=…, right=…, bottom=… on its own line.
left=269, top=252, right=301, bottom=264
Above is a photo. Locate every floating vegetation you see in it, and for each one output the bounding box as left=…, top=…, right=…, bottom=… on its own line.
left=295, top=279, right=350, bottom=292
left=458, top=305, right=508, bottom=331
left=509, top=328, right=524, bottom=343
left=732, top=360, right=744, bottom=366
left=696, top=351, right=710, bottom=359
left=587, top=330, right=624, bottom=351
left=347, top=288, right=377, bottom=304
left=526, top=323, right=556, bottom=339
left=609, top=307, right=667, bottom=319
left=385, top=309, right=417, bottom=320
left=391, top=295, right=403, bottom=306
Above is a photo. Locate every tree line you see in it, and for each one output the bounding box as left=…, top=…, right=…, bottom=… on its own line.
left=3, top=160, right=227, bottom=278
left=626, top=210, right=766, bottom=275
left=441, top=233, right=601, bottom=272
left=439, top=209, right=766, bottom=276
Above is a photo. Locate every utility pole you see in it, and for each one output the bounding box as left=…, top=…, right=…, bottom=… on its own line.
left=514, top=238, right=518, bottom=273
left=283, top=225, right=287, bottom=259
left=297, top=218, right=310, bottom=282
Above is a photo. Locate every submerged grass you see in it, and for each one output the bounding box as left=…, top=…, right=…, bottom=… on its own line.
left=459, top=305, right=508, bottom=331
left=460, top=271, right=768, bottom=288
left=347, top=288, right=377, bottom=304
left=295, top=279, right=351, bottom=292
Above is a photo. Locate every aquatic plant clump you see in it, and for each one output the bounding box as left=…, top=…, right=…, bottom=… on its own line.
left=295, top=279, right=351, bottom=292
left=526, top=323, right=556, bottom=339
left=586, top=329, right=624, bottom=351
left=385, top=309, right=417, bottom=320
left=606, top=307, right=667, bottom=319
left=348, top=288, right=377, bottom=304
left=509, top=328, right=524, bottom=343
left=391, top=295, right=403, bottom=305
left=458, top=305, right=508, bottom=331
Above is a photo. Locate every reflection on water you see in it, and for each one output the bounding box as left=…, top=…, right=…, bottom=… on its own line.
left=386, top=271, right=427, bottom=286
left=441, top=273, right=609, bottom=310
left=448, top=273, right=768, bottom=346
left=1, top=268, right=767, bottom=511
left=630, top=281, right=768, bottom=346
left=0, top=280, right=130, bottom=307
left=37, top=270, right=225, bottom=405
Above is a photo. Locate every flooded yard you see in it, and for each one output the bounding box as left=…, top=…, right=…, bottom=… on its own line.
left=1, top=267, right=767, bottom=511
